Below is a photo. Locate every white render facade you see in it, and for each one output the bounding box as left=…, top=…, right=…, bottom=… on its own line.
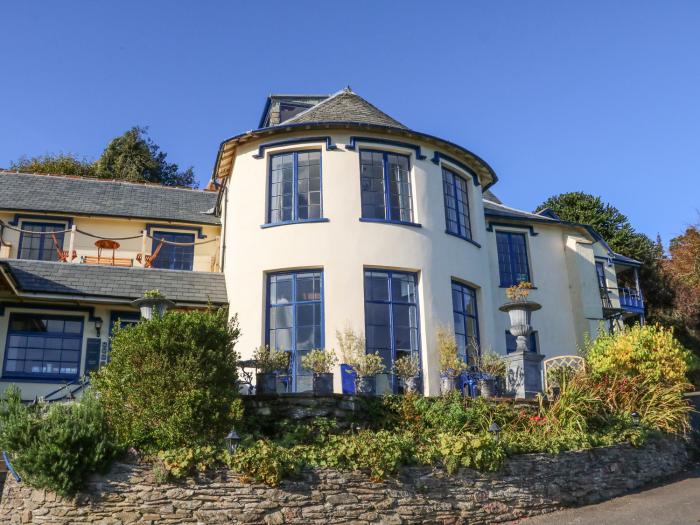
left=215, top=89, right=644, bottom=396
left=0, top=88, right=644, bottom=400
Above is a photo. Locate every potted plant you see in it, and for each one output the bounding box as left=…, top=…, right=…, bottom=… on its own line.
left=499, top=282, right=541, bottom=353
left=336, top=326, right=364, bottom=394
left=253, top=345, right=289, bottom=395
left=475, top=349, right=506, bottom=398
left=350, top=352, right=385, bottom=395
left=392, top=354, right=421, bottom=395
left=131, top=289, right=175, bottom=320
left=437, top=327, right=467, bottom=394
left=301, top=348, right=338, bottom=395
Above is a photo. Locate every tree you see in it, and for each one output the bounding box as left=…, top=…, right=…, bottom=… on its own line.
left=9, top=127, right=196, bottom=188
left=10, top=153, right=95, bottom=178
left=666, top=223, right=700, bottom=322
left=534, top=192, right=674, bottom=314
left=94, top=127, right=195, bottom=187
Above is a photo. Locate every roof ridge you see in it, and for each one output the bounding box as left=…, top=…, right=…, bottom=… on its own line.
left=278, top=88, right=350, bottom=126
left=0, top=170, right=213, bottom=194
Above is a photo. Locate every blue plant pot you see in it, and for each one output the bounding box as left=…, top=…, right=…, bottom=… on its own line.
left=340, top=364, right=356, bottom=394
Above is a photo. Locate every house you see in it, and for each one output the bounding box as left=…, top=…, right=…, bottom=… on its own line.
left=0, top=88, right=644, bottom=399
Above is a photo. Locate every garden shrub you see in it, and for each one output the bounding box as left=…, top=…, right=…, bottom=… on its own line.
left=586, top=324, right=695, bottom=386
left=226, top=439, right=303, bottom=486
left=0, top=387, right=119, bottom=496
left=421, top=432, right=505, bottom=474
left=156, top=445, right=223, bottom=479
left=92, top=308, right=242, bottom=451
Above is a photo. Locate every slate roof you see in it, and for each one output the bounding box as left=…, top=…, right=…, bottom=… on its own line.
left=0, top=171, right=220, bottom=225
left=483, top=199, right=559, bottom=222
left=0, top=259, right=227, bottom=305
left=283, top=89, right=407, bottom=129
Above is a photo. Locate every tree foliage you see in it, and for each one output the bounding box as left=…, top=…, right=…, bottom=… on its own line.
left=92, top=309, right=241, bottom=452
left=666, top=223, right=700, bottom=323
left=9, top=127, right=196, bottom=188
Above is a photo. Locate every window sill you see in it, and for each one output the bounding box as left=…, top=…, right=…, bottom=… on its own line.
left=1, top=375, right=80, bottom=383
left=260, top=218, right=330, bottom=229
left=499, top=285, right=537, bottom=290
left=359, top=218, right=422, bottom=228
left=445, top=230, right=481, bottom=248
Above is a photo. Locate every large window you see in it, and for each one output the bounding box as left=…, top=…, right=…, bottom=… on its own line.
left=3, top=314, right=83, bottom=379
left=360, top=151, right=413, bottom=223
left=451, top=281, right=480, bottom=362
left=267, top=271, right=324, bottom=392
left=442, top=168, right=472, bottom=240
left=269, top=150, right=322, bottom=224
left=364, top=270, right=419, bottom=393
left=496, top=231, right=531, bottom=287
left=151, top=231, right=195, bottom=271
left=18, top=222, right=67, bottom=261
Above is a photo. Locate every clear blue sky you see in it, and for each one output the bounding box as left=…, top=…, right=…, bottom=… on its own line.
left=1, top=1, right=698, bottom=245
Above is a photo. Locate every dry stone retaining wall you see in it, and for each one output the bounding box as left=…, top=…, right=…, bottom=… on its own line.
left=0, top=436, right=688, bottom=525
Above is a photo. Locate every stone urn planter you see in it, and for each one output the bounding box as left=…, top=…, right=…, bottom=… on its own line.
left=131, top=296, right=175, bottom=320
left=312, top=373, right=334, bottom=395
left=355, top=375, right=376, bottom=395
left=498, top=301, right=542, bottom=352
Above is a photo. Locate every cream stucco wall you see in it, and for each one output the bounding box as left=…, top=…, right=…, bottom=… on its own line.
left=0, top=212, right=220, bottom=272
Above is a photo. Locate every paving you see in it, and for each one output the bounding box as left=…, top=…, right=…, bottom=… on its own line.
left=515, top=468, right=700, bottom=525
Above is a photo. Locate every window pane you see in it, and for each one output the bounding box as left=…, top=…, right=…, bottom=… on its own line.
left=3, top=314, right=83, bottom=378
left=269, top=151, right=322, bottom=224
left=496, top=232, right=530, bottom=286
left=151, top=232, right=195, bottom=271
left=451, top=282, right=479, bottom=363
left=360, top=151, right=386, bottom=219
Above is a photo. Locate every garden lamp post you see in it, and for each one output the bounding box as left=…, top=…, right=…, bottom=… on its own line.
left=488, top=422, right=501, bottom=442
left=225, top=429, right=241, bottom=453
left=631, top=411, right=641, bottom=426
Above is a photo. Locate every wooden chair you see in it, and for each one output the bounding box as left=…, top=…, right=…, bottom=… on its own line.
left=136, top=240, right=164, bottom=268
left=51, top=233, right=77, bottom=262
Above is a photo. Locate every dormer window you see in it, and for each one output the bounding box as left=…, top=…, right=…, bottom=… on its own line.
left=279, top=103, right=311, bottom=124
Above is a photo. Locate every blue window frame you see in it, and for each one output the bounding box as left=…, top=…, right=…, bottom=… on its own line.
left=18, top=222, right=67, bottom=262
left=151, top=231, right=195, bottom=271
left=505, top=330, right=538, bottom=353
left=3, top=313, right=84, bottom=380
left=266, top=270, right=324, bottom=393
left=496, top=231, right=531, bottom=287
left=442, top=167, right=472, bottom=240
left=451, top=281, right=480, bottom=362
left=360, top=150, right=413, bottom=223
left=364, top=270, right=420, bottom=393
left=268, top=150, right=322, bottom=224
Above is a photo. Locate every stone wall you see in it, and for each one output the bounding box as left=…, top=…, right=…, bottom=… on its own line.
left=0, top=437, right=688, bottom=525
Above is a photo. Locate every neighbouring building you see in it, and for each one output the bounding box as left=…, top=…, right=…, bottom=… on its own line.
left=0, top=88, right=644, bottom=399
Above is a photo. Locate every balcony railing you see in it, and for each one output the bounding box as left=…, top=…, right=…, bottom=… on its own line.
left=618, top=287, right=644, bottom=313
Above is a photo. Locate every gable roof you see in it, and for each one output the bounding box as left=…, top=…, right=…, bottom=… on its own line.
left=0, top=171, right=220, bottom=225
left=283, top=88, right=407, bottom=129
left=0, top=259, right=227, bottom=305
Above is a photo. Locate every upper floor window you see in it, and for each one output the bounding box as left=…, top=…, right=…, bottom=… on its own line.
left=18, top=222, right=67, bottom=262
left=442, top=167, right=472, bottom=240
left=595, top=261, right=607, bottom=289
left=360, top=151, right=413, bottom=223
left=451, top=281, right=479, bottom=362
left=151, top=231, right=194, bottom=271
left=496, top=231, right=531, bottom=287
left=269, top=151, right=322, bottom=224
left=3, top=313, right=83, bottom=379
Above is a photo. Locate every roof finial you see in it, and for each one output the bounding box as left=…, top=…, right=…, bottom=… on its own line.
left=344, top=85, right=352, bottom=93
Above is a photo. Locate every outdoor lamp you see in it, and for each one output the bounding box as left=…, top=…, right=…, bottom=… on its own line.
left=94, top=318, right=103, bottom=338
left=488, top=422, right=501, bottom=441
left=225, top=429, right=241, bottom=453
left=631, top=411, right=641, bottom=426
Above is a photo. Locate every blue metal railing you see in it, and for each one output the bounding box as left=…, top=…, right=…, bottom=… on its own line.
left=618, top=287, right=644, bottom=312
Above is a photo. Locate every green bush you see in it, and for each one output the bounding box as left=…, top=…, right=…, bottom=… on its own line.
left=586, top=324, right=695, bottom=386
left=0, top=387, right=119, bottom=496
left=92, top=308, right=242, bottom=451
left=226, top=440, right=302, bottom=486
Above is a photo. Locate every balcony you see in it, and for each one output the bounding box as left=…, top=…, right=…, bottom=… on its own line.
left=617, top=287, right=644, bottom=314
